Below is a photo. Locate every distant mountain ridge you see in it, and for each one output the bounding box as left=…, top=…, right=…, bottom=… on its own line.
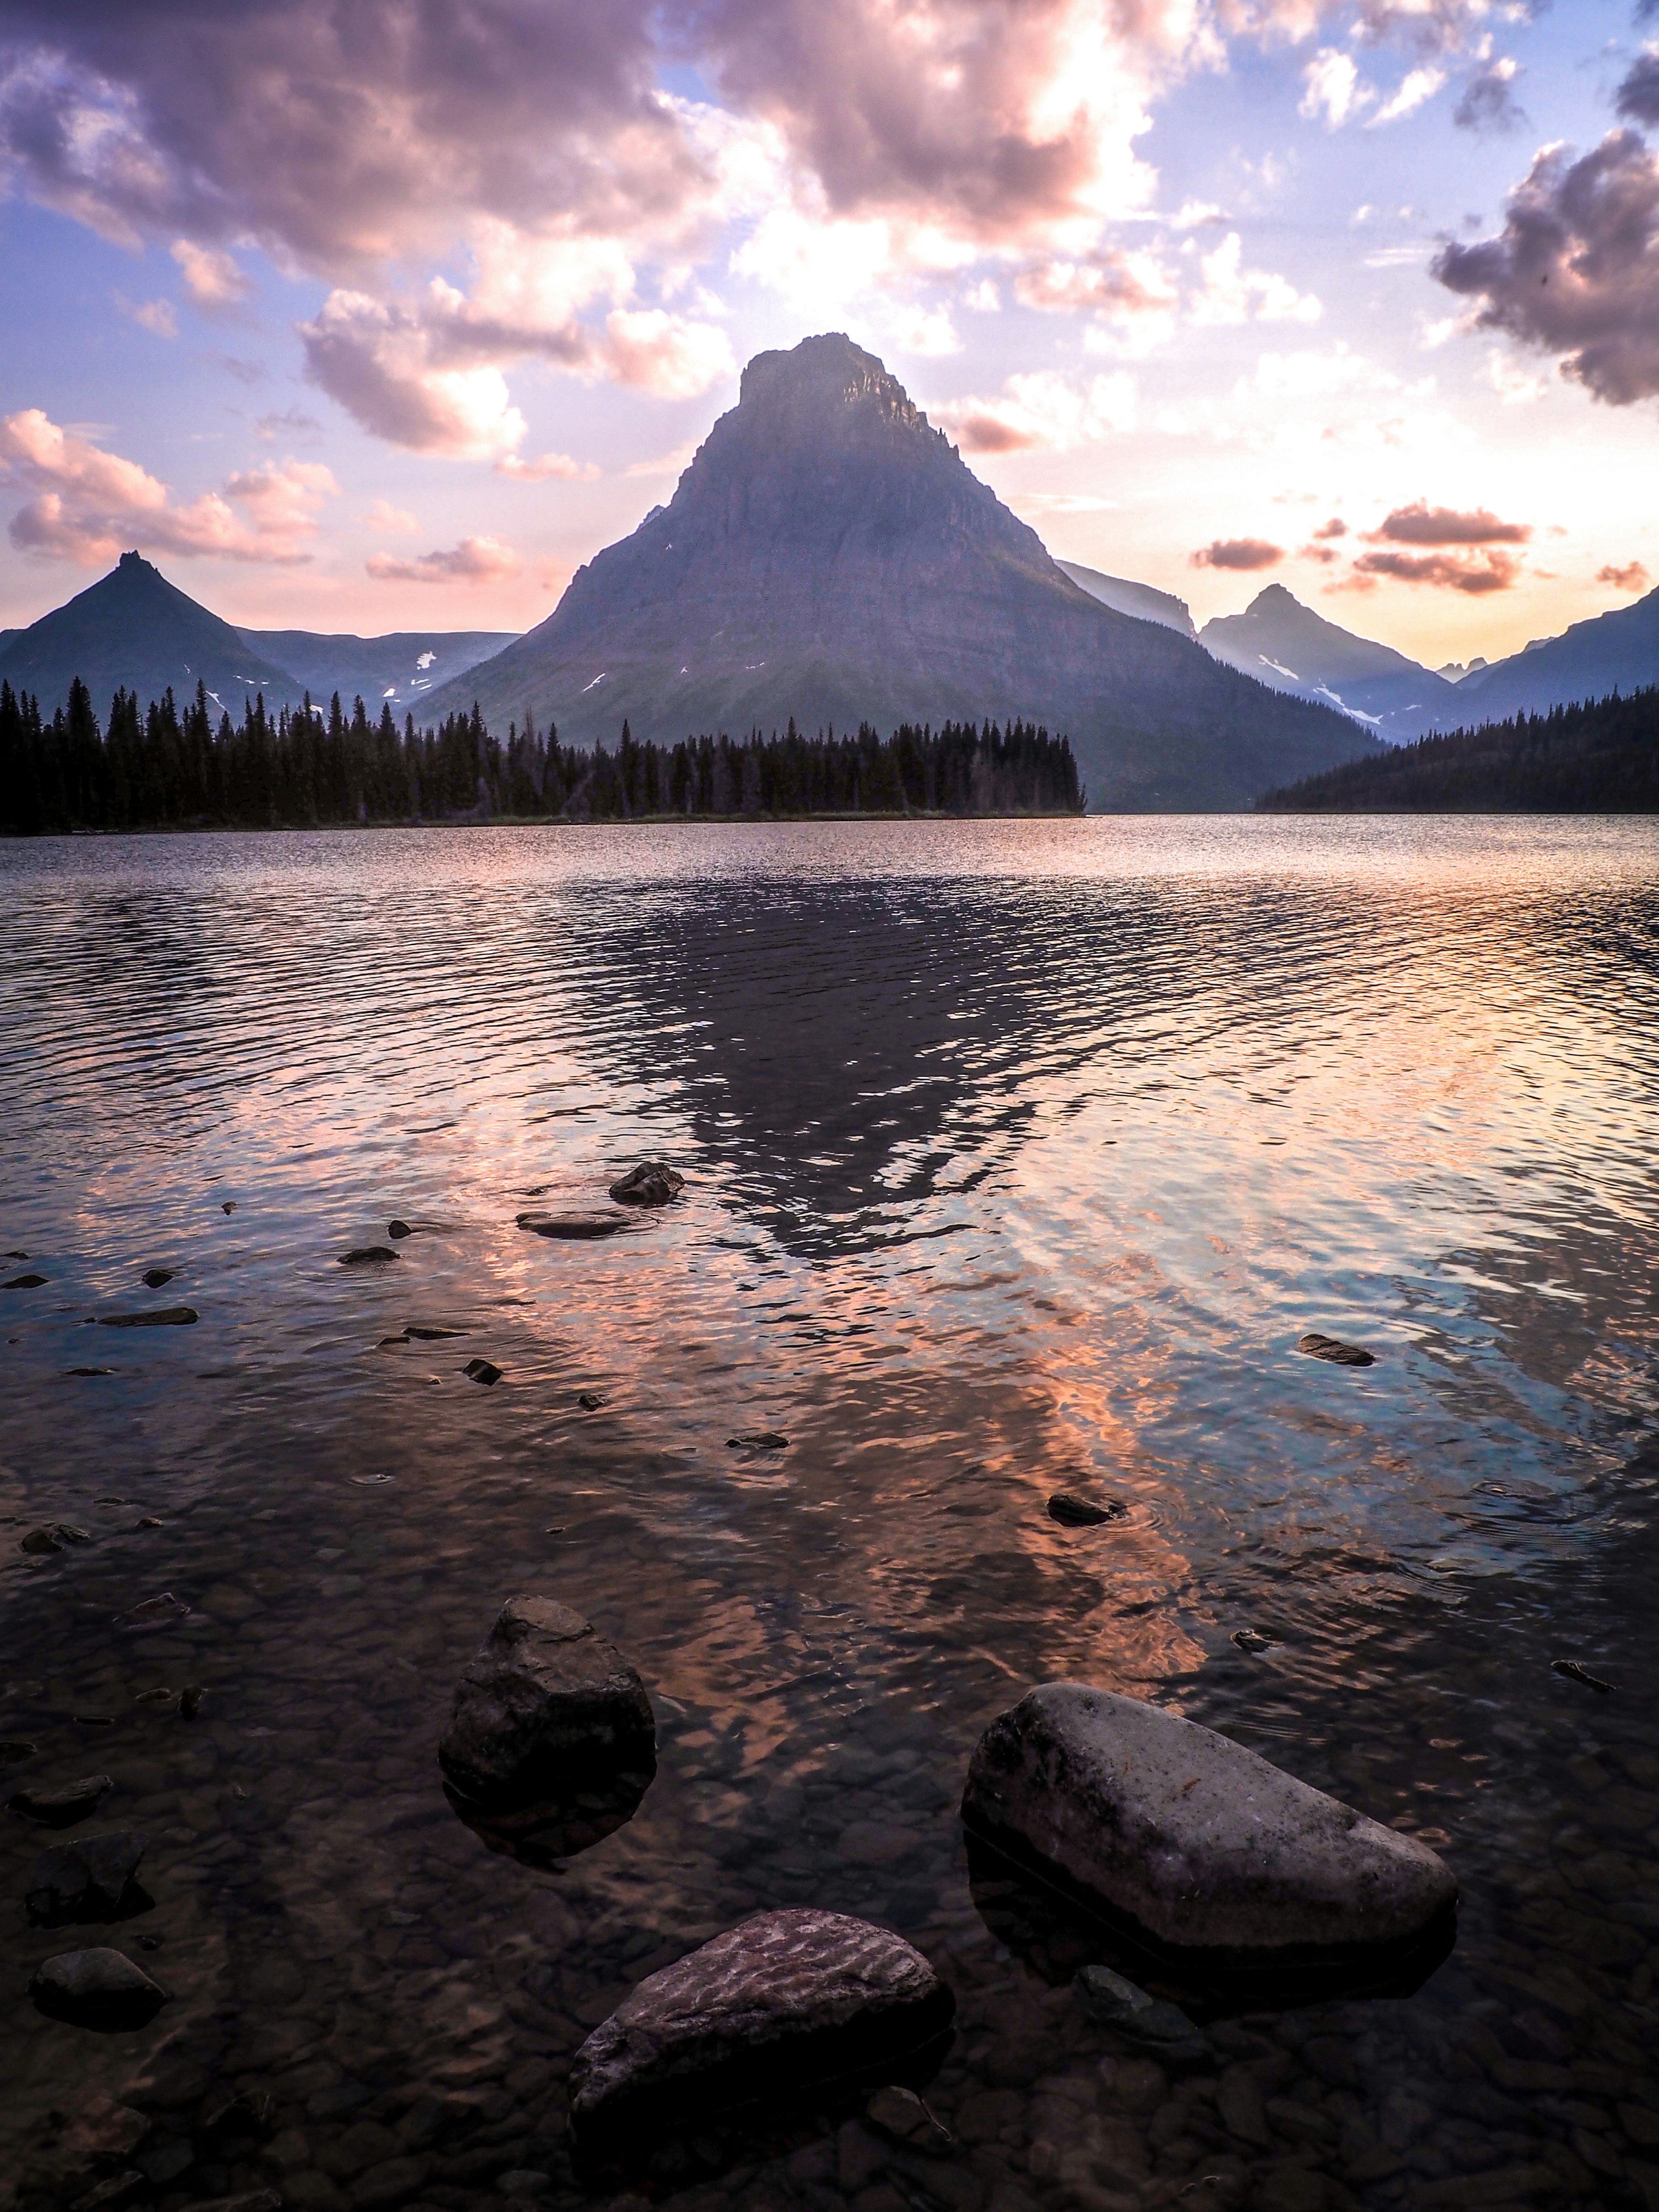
left=1057, top=561, right=1196, bottom=639
left=0, top=553, right=518, bottom=719
left=237, top=628, right=518, bottom=709
left=1200, top=584, right=1462, bottom=743
left=420, top=333, right=1376, bottom=809
left=1451, top=587, right=1659, bottom=724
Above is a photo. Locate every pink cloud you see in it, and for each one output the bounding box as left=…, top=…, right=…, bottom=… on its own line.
left=1191, top=537, right=1284, bottom=571
left=0, top=408, right=337, bottom=564
left=366, top=534, right=520, bottom=583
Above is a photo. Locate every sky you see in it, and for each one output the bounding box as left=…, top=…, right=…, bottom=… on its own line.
left=2, top=0, right=1658, bottom=672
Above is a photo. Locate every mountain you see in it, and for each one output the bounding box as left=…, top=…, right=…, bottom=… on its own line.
left=1435, top=658, right=1487, bottom=683
left=236, top=628, right=518, bottom=710
left=420, top=333, right=1378, bottom=810
left=1057, top=561, right=1196, bottom=639
left=0, top=552, right=300, bottom=715
left=1199, top=585, right=1462, bottom=744
left=1451, top=587, right=1659, bottom=723
left=1257, top=685, right=1659, bottom=813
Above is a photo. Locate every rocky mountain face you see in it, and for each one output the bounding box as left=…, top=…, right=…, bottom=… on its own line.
left=1058, top=561, right=1196, bottom=640
left=421, top=334, right=1377, bottom=810
left=0, top=553, right=298, bottom=717
left=1451, top=587, right=1659, bottom=724
left=1200, top=585, right=1462, bottom=744
left=0, top=552, right=518, bottom=721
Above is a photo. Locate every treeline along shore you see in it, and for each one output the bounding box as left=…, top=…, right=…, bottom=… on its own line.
left=1256, top=685, right=1659, bottom=813
left=0, top=676, right=1083, bottom=833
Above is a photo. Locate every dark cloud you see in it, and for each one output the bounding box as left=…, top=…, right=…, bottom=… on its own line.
left=1598, top=559, right=1651, bottom=590
left=1617, top=55, right=1659, bottom=129
left=1190, top=537, right=1283, bottom=571
left=1350, top=547, right=1522, bottom=592
left=0, top=2, right=695, bottom=276
left=1432, top=130, right=1659, bottom=405
left=1367, top=501, right=1529, bottom=546
left=1454, top=62, right=1525, bottom=135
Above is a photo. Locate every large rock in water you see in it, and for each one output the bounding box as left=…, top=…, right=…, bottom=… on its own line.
left=415, top=334, right=1380, bottom=811
left=27, top=1830, right=147, bottom=1922
left=438, top=1597, right=654, bottom=1806
left=30, top=1947, right=168, bottom=2028
left=962, top=1684, right=1455, bottom=1958
left=569, top=1909, right=954, bottom=2156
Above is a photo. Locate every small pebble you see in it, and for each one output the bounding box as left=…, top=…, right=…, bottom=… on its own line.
left=221, top=1200, right=236, bottom=1213
left=141, top=1268, right=174, bottom=1288
left=1232, top=1627, right=1274, bottom=1653
left=387, top=1219, right=414, bottom=1238
left=465, top=1358, right=502, bottom=1386
left=577, top=1391, right=604, bottom=1410
left=180, top=1684, right=203, bottom=1719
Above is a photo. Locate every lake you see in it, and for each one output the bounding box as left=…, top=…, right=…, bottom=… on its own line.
left=3, top=816, right=1659, bottom=2212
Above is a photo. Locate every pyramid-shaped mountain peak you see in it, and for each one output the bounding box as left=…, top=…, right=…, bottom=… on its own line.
left=418, top=332, right=1376, bottom=807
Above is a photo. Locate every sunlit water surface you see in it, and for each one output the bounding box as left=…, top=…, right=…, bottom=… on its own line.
left=3, top=817, right=1659, bottom=2212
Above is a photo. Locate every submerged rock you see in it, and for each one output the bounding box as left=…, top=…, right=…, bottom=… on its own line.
left=30, top=1947, right=168, bottom=2028
left=97, top=1307, right=197, bottom=1328
left=1232, top=1628, right=1274, bottom=1654
left=728, top=1430, right=789, bottom=1451
left=141, top=1269, right=173, bottom=1288
left=961, top=1683, right=1456, bottom=1959
left=1047, top=1490, right=1127, bottom=1527
left=609, top=1161, right=685, bottom=1207
left=438, top=1596, right=655, bottom=1807
left=1551, top=1657, right=1615, bottom=1694
left=221, top=1200, right=236, bottom=1214
left=339, top=1246, right=399, bottom=1266
left=0, top=1739, right=36, bottom=1766
left=124, top=1592, right=189, bottom=1628
left=27, top=1830, right=148, bottom=1922
left=569, top=1909, right=954, bottom=2156
left=1073, top=1964, right=1211, bottom=2064
left=4, top=1271, right=47, bottom=1287
left=405, top=1322, right=466, bottom=1340
left=577, top=1391, right=605, bottom=1410
left=1297, top=1332, right=1375, bottom=1368
left=21, top=1526, right=63, bottom=1555
left=464, top=1358, right=502, bottom=1386
left=10, top=1776, right=113, bottom=1827
left=517, top=1210, right=634, bottom=1240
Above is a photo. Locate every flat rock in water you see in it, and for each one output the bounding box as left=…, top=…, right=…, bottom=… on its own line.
left=30, top=1946, right=168, bottom=2027
left=517, top=1210, right=633, bottom=1240
left=962, top=1683, right=1456, bottom=1958
left=27, top=1830, right=148, bottom=1921
left=1047, top=1490, right=1126, bottom=1527
left=608, top=1161, right=685, bottom=1207
left=438, top=1596, right=655, bottom=1806
left=339, top=1246, right=399, bottom=1266
left=141, top=1268, right=173, bottom=1288
left=0, top=1738, right=36, bottom=1766
left=464, top=1357, right=502, bottom=1386
left=98, top=1307, right=197, bottom=1327
left=569, top=1908, right=954, bottom=2155
left=10, top=1776, right=113, bottom=1827
left=21, top=1526, right=63, bottom=1555
left=1073, top=1964, right=1211, bottom=2063
left=728, top=1430, right=789, bottom=1451
left=5, top=1271, right=47, bottom=1287
left=1297, top=1332, right=1375, bottom=1368
left=405, top=1322, right=466, bottom=1339
left=577, top=1391, right=604, bottom=1410
left=124, top=1592, right=189, bottom=1628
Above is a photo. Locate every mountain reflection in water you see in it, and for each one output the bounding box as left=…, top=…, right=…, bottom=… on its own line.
left=2, top=817, right=1658, bottom=2208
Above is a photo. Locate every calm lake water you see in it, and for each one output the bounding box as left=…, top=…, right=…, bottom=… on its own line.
left=3, top=817, right=1659, bottom=2212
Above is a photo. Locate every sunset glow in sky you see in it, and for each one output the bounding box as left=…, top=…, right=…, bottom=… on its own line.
left=3, top=0, right=1659, bottom=668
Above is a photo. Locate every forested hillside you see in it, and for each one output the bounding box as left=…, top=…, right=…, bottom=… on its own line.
left=1257, top=688, right=1659, bottom=813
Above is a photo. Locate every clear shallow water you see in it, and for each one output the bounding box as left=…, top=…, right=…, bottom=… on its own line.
left=2, top=817, right=1659, bottom=2212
